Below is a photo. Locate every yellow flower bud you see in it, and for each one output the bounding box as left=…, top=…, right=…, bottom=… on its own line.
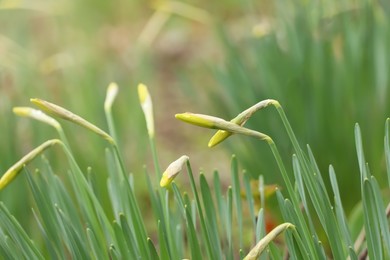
left=160, top=155, right=189, bottom=187
left=104, top=82, right=119, bottom=111
left=175, top=113, right=217, bottom=128
left=138, top=83, right=155, bottom=138
left=13, top=107, right=61, bottom=129
left=0, top=139, right=60, bottom=190
left=30, top=98, right=114, bottom=143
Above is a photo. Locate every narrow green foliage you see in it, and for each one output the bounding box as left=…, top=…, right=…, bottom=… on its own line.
left=185, top=161, right=214, bottom=259
left=362, top=179, right=382, bottom=259
left=255, top=209, right=265, bottom=243
left=184, top=206, right=202, bottom=259
left=231, top=155, right=244, bottom=249
left=0, top=202, right=44, bottom=260
left=2, top=89, right=390, bottom=260
left=385, top=118, right=390, bottom=187
left=147, top=238, right=160, bottom=260
left=113, top=220, right=132, bottom=259
left=157, top=220, right=170, bottom=260
left=86, top=228, right=107, bottom=259
left=243, top=171, right=256, bottom=230
left=199, top=174, right=222, bottom=258
left=329, top=166, right=353, bottom=248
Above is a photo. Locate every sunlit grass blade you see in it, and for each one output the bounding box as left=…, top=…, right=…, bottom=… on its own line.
left=355, top=124, right=368, bottom=180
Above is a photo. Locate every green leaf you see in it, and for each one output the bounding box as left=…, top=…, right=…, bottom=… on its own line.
left=362, top=179, right=382, bottom=259
left=184, top=206, right=202, bottom=259
left=185, top=160, right=213, bottom=259
left=200, top=173, right=222, bottom=258
left=329, top=165, right=353, bottom=248
left=231, top=155, right=243, bottom=249
left=147, top=238, right=160, bottom=260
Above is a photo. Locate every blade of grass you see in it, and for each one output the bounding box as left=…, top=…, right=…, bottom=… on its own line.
left=255, top=208, right=265, bottom=243
left=184, top=205, right=202, bottom=259
left=157, top=220, right=170, bottom=260
left=113, top=220, right=131, bottom=259
left=231, top=155, right=243, bottom=249
left=147, top=238, right=160, bottom=260
left=243, top=171, right=256, bottom=230
left=199, top=173, right=222, bottom=258
left=361, top=179, right=383, bottom=259
left=370, top=176, right=390, bottom=255
left=0, top=202, right=44, bottom=260
left=185, top=160, right=213, bottom=259
left=385, top=118, right=390, bottom=187
left=226, top=186, right=234, bottom=260
left=329, top=165, right=353, bottom=247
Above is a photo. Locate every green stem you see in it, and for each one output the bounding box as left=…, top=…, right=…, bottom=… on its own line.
left=266, top=138, right=298, bottom=207
left=186, top=160, right=214, bottom=259
left=105, top=108, right=119, bottom=146
left=149, top=136, right=161, bottom=179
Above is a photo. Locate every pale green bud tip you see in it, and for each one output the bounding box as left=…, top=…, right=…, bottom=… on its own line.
left=137, top=83, right=155, bottom=137
left=104, top=82, right=119, bottom=110
left=208, top=130, right=232, bottom=147
left=175, top=113, right=215, bottom=128
left=13, top=107, right=60, bottom=129
left=160, top=155, right=189, bottom=187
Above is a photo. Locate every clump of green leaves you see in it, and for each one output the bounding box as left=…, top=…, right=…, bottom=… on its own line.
left=0, top=84, right=389, bottom=259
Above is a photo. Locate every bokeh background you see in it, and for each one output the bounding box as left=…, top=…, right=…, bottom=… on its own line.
left=1, top=0, right=390, bottom=241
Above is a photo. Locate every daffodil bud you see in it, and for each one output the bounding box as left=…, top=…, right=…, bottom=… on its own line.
left=175, top=113, right=220, bottom=128
left=0, top=139, right=61, bottom=190
left=13, top=107, right=60, bottom=129
left=30, top=98, right=114, bottom=143
left=104, top=82, right=119, bottom=111
left=138, top=83, right=155, bottom=138
left=208, top=99, right=277, bottom=147
left=160, top=155, right=189, bottom=187
left=176, top=112, right=270, bottom=141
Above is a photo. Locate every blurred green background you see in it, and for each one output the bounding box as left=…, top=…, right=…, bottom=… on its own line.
left=1, top=0, right=390, bottom=240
